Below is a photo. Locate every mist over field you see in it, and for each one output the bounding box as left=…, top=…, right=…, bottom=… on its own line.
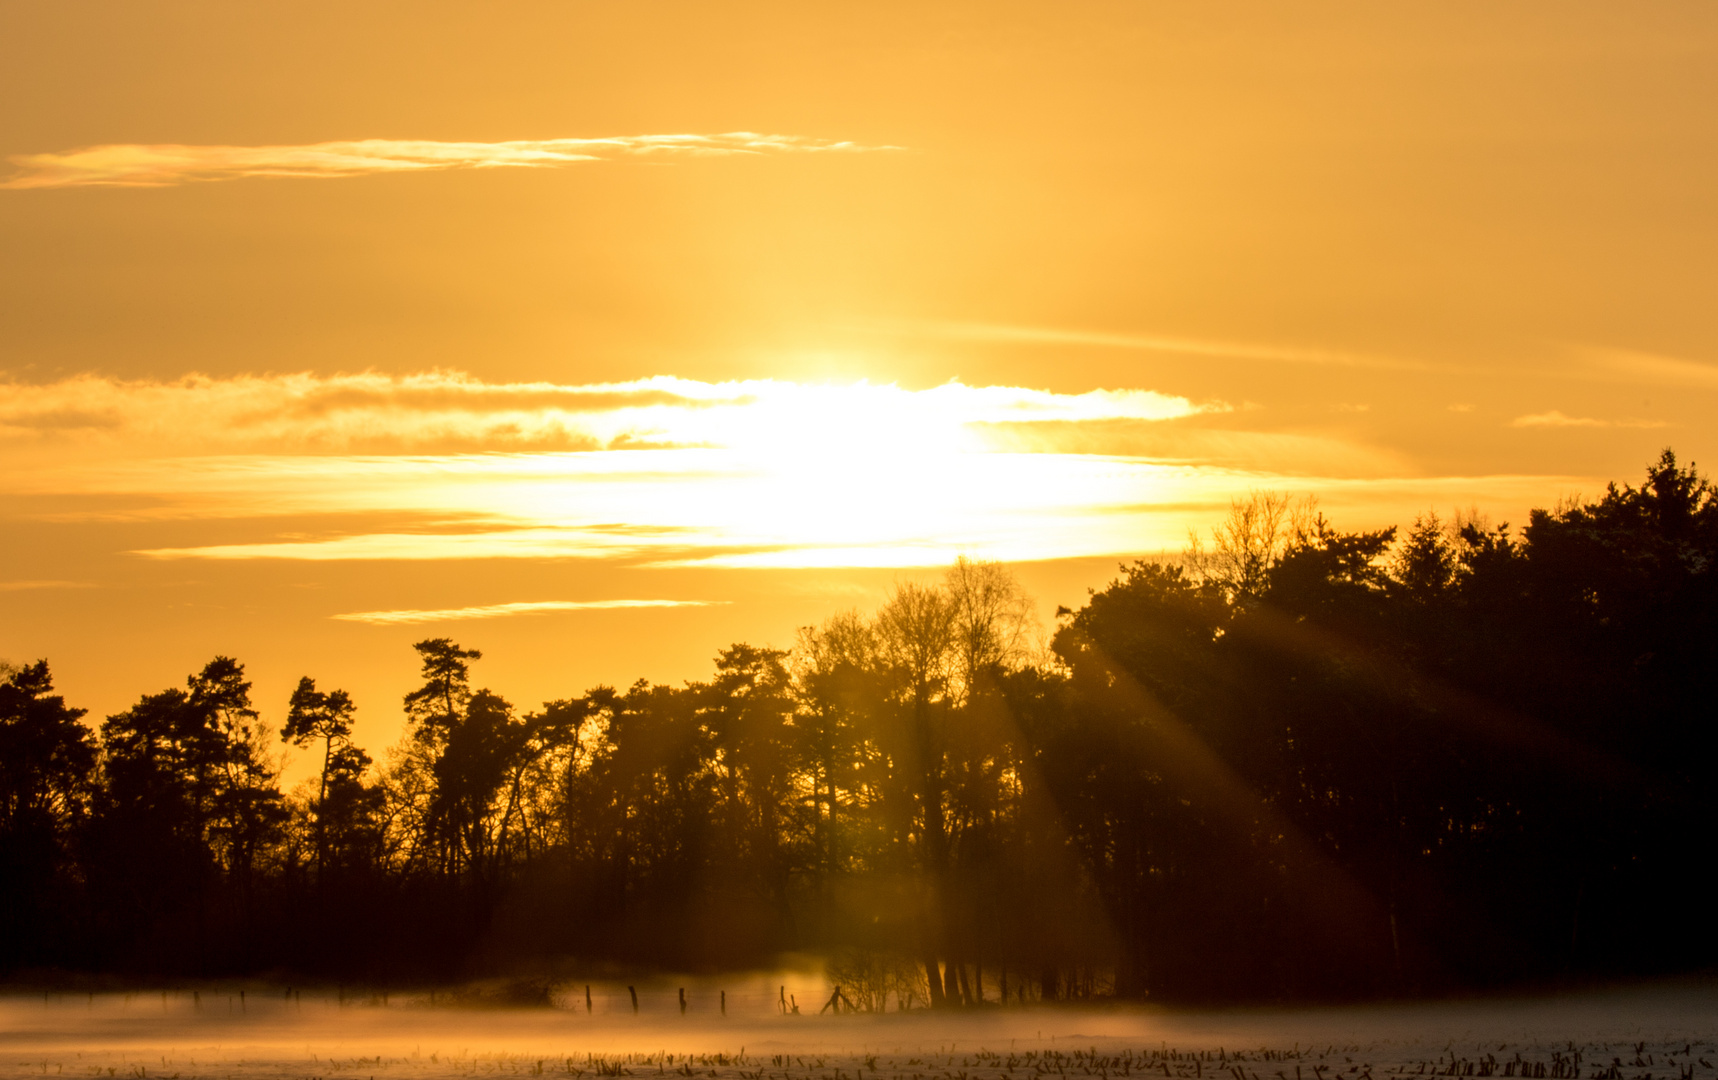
left=4, top=983, right=1717, bottom=1080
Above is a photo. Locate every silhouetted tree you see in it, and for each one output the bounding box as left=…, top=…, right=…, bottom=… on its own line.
left=0, top=661, right=95, bottom=967
left=282, top=677, right=369, bottom=882
left=86, top=657, right=284, bottom=972
left=702, top=644, right=799, bottom=917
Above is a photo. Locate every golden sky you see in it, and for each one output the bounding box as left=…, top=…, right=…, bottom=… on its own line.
left=3, top=1, right=1717, bottom=758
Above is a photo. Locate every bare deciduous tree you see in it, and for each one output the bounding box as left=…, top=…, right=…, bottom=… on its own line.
left=1186, top=490, right=1318, bottom=600
left=945, top=556, right=1038, bottom=703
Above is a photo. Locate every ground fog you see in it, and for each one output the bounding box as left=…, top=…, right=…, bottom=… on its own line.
left=2, top=983, right=1713, bottom=1080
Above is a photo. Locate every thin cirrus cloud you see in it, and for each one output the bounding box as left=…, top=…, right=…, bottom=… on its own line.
left=0, top=370, right=1235, bottom=567
left=0, top=133, right=896, bottom=190
left=892, top=320, right=1435, bottom=372
left=0, top=371, right=1214, bottom=453
left=332, top=599, right=726, bottom=625
left=0, top=579, right=93, bottom=591
left=1511, top=410, right=1669, bottom=430
left=1576, top=346, right=1718, bottom=391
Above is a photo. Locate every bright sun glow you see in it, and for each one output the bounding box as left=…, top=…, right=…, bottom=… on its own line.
left=0, top=372, right=1594, bottom=571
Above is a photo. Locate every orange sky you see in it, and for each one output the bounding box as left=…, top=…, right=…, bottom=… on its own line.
left=3, top=1, right=1717, bottom=770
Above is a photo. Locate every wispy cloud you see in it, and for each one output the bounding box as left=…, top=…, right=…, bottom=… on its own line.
left=1511, top=410, right=1669, bottom=429
left=333, top=599, right=724, bottom=625
left=1576, top=346, right=1718, bottom=390
left=896, top=320, right=1432, bottom=371
left=0, top=372, right=1214, bottom=454
left=1, top=133, right=896, bottom=190
left=0, top=579, right=93, bottom=591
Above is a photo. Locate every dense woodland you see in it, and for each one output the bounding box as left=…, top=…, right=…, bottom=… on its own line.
left=3, top=451, right=1716, bottom=1003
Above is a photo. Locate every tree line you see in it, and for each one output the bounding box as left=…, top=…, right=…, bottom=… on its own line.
left=3, top=451, right=1715, bottom=1002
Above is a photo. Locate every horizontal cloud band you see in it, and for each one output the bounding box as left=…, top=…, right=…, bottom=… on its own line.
left=2, top=133, right=897, bottom=189
left=333, top=599, right=725, bottom=624
left=902, top=320, right=1431, bottom=372
left=0, top=371, right=1214, bottom=453
left=1511, top=410, right=1668, bottom=430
